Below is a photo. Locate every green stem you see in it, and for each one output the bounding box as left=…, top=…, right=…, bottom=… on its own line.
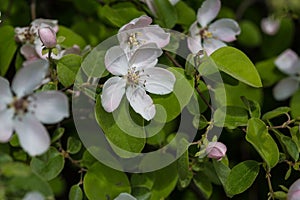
left=266, top=170, right=275, bottom=200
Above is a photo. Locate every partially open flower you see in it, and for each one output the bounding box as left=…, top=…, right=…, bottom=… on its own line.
left=288, top=179, right=300, bottom=200
left=38, top=27, right=57, bottom=49
left=206, top=141, right=227, bottom=160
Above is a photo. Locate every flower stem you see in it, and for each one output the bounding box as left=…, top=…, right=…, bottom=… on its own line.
left=266, top=170, right=275, bottom=200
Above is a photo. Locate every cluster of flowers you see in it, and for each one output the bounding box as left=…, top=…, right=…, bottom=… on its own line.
left=101, top=15, right=176, bottom=121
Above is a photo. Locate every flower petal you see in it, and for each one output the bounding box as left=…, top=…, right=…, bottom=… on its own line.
left=29, top=91, right=69, bottom=124
left=275, top=49, right=300, bottom=75
left=126, top=86, right=155, bottom=121
left=273, top=77, right=299, bottom=101
left=140, top=66, right=176, bottom=95
left=20, top=44, right=39, bottom=61
left=261, top=17, right=280, bottom=36
left=187, top=35, right=203, bottom=54
left=0, top=109, right=14, bottom=142
left=23, top=191, right=45, bottom=200
left=105, top=46, right=129, bottom=76
left=0, top=77, right=13, bottom=109
left=203, top=38, right=226, bottom=55
left=101, top=77, right=126, bottom=112
left=129, top=43, right=162, bottom=70
left=197, top=0, right=221, bottom=27
left=12, top=59, right=49, bottom=98
left=14, top=114, right=50, bottom=156
left=209, top=18, right=241, bottom=42
left=119, top=15, right=153, bottom=32
left=169, top=0, right=180, bottom=5
left=114, top=193, right=137, bottom=200
left=31, top=18, right=59, bottom=33
left=288, top=179, right=300, bottom=200
left=144, top=25, right=170, bottom=48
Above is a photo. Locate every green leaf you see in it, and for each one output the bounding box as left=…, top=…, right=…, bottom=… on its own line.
left=262, top=107, right=291, bottom=120
left=57, top=54, right=82, bottom=87
left=213, top=159, right=231, bottom=193
left=175, top=1, right=195, bottom=28
left=177, top=139, right=193, bottom=188
left=291, top=126, right=300, bottom=152
left=67, top=137, right=82, bottom=154
left=241, top=96, right=261, bottom=118
left=238, top=20, right=262, bottom=47
left=225, top=160, right=260, bottom=197
left=153, top=0, right=178, bottom=28
left=0, top=25, right=17, bottom=76
left=83, top=162, right=131, bottom=200
left=30, top=147, right=65, bottom=181
left=193, top=172, right=213, bottom=199
left=280, top=135, right=299, bottom=162
left=0, top=162, right=31, bottom=177
left=69, top=185, right=83, bottom=200
left=51, top=127, right=65, bottom=143
left=291, top=90, right=300, bottom=119
left=57, top=26, right=86, bottom=49
left=73, top=0, right=100, bottom=15
left=213, top=106, right=249, bottom=129
left=211, top=47, right=262, bottom=88
left=246, top=118, right=279, bottom=168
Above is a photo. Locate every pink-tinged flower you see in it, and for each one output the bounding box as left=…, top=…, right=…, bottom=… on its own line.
left=114, top=193, right=137, bottom=200
left=206, top=141, right=227, bottom=160
left=118, top=16, right=170, bottom=53
left=261, top=16, right=280, bottom=36
left=0, top=60, right=69, bottom=156
left=101, top=43, right=175, bottom=120
left=273, top=49, right=300, bottom=101
left=140, top=0, right=179, bottom=17
left=38, top=27, right=57, bottom=48
left=187, top=0, right=241, bottom=55
left=288, top=179, right=300, bottom=200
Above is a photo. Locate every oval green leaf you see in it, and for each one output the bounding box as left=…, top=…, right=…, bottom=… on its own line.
left=57, top=54, right=82, bottom=87
left=69, top=185, right=83, bottom=200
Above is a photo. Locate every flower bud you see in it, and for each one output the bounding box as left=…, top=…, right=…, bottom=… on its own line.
left=288, top=179, right=300, bottom=200
left=261, top=17, right=280, bottom=36
left=38, top=27, right=57, bottom=48
left=206, top=142, right=227, bottom=160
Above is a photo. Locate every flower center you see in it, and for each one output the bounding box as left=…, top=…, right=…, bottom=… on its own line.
left=127, top=32, right=143, bottom=49
left=200, top=28, right=213, bottom=39
left=126, top=67, right=140, bottom=85
left=10, top=98, right=30, bottom=115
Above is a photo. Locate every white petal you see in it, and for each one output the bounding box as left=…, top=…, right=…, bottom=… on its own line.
left=144, top=25, right=170, bottom=48
left=187, top=35, right=203, bottom=54
left=209, top=18, right=241, bottom=42
left=12, top=59, right=49, bottom=98
left=114, top=193, right=137, bottom=200
left=23, top=191, right=45, bottom=200
left=105, top=46, right=129, bottom=76
left=0, top=109, right=14, bottom=142
left=20, top=44, right=39, bottom=61
left=140, top=66, right=176, bottom=95
left=197, top=0, right=221, bottom=27
left=29, top=91, right=69, bottom=124
left=14, top=114, right=50, bottom=156
left=101, top=77, right=126, bottom=112
left=203, top=38, right=226, bottom=55
left=169, top=0, right=180, bottom=5
left=288, top=179, right=300, bottom=200
left=261, top=17, right=280, bottom=35
left=126, top=86, right=155, bottom=121
left=273, top=77, right=299, bottom=101
left=0, top=77, right=13, bottom=108
left=129, top=43, right=162, bottom=70
left=275, top=49, right=300, bottom=75
left=189, top=21, right=200, bottom=37
left=119, top=15, right=152, bottom=32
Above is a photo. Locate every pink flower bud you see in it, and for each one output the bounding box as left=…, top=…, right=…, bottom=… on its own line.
left=288, top=179, right=300, bottom=200
left=38, top=27, right=57, bottom=48
left=206, top=142, right=227, bottom=160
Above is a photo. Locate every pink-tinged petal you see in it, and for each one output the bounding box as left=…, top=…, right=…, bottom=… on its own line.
left=197, top=0, right=221, bottom=27
left=38, top=27, right=57, bottom=48
left=273, top=77, right=299, bottom=101
left=101, top=77, right=126, bottom=112
left=203, top=38, right=226, bottom=55
left=140, top=66, right=176, bottom=95
left=129, top=43, right=162, bottom=70
left=29, top=91, right=69, bottom=124
left=119, top=15, right=153, bottom=32
left=0, top=77, right=13, bottom=108
left=31, top=18, right=59, bottom=33
left=275, top=49, right=300, bottom=75
left=14, top=114, right=50, bottom=156
left=261, top=17, right=280, bottom=36
left=0, top=109, right=14, bottom=142
left=12, top=59, right=49, bottom=98
left=288, top=179, right=300, bottom=200
left=144, top=25, right=170, bottom=48
left=209, top=18, right=241, bottom=42
left=189, top=21, right=200, bottom=37
left=114, top=193, right=137, bottom=200
left=105, top=46, right=129, bottom=76
left=126, top=86, right=155, bottom=121
left=206, top=141, right=227, bottom=160
left=20, top=44, right=39, bottom=61
left=23, top=192, right=45, bottom=200
left=187, top=35, right=203, bottom=54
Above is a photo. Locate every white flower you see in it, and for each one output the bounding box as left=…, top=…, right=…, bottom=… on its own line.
left=118, top=15, right=170, bottom=53
left=101, top=43, right=176, bottom=120
left=261, top=16, right=280, bottom=36
left=23, top=191, right=45, bottom=200
left=0, top=60, right=69, bottom=156
left=288, top=179, right=300, bottom=200
left=114, top=193, right=137, bottom=200
left=273, top=49, right=300, bottom=101
left=140, top=0, right=180, bottom=17
left=187, top=0, right=241, bottom=55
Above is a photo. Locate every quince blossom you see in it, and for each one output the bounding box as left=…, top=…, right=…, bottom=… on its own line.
left=0, top=60, right=69, bottom=156
left=118, top=15, right=170, bottom=53
left=101, top=43, right=175, bottom=120
left=187, top=0, right=241, bottom=55
left=206, top=141, right=227, bottom=161
left=288, top=179, right=300, bottom=200
left=273, top=49, right=300, bottom=101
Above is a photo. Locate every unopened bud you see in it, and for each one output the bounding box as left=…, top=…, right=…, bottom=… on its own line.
left=38, top=27, right=57, bottom=48
left=206, top=142, right=227, bottom=160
